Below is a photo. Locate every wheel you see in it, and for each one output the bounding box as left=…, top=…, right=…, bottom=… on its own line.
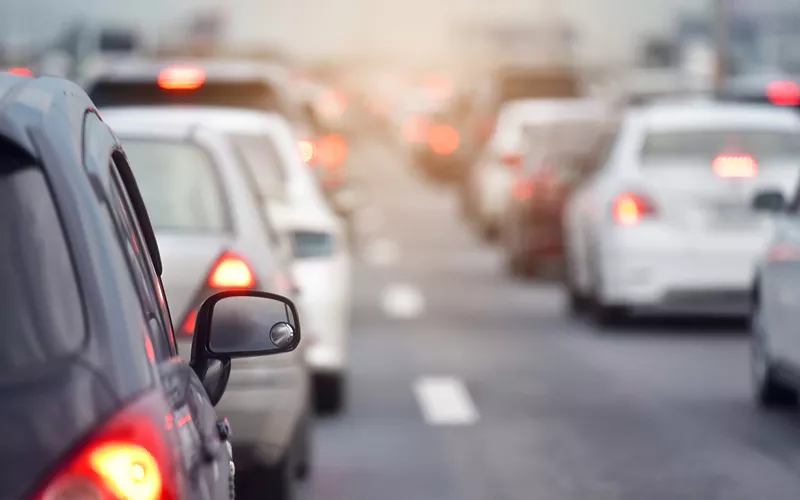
left=751, top=309, right=798, bottom=408
left=236, top=452, right=296, bottom=500
left=314, top=373, right=346, bottom=415
left=294, top=415, right=313, bottom=481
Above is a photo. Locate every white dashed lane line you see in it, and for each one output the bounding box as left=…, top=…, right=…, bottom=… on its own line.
left=380, top=283, right=425, bottom=319
left=413, top=377, right=479, bottom=426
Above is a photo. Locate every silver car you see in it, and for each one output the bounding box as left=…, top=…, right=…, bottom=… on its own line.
left=103, top=107, right=311, bottom=500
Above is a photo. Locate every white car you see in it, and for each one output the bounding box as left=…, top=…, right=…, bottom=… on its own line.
left=563, top=101, right=800, bottom=325
left=463, top=98, right=611, bottom=240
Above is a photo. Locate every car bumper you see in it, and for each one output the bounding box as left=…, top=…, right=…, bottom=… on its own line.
left=600, top=227, right=763, bottom=315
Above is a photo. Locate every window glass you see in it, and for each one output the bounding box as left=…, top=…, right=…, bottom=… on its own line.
left=292, top=231, right=335, bottom=259
left=121, top=139, right=229, bottom=233
left=641, top=129, right=800, bottom=164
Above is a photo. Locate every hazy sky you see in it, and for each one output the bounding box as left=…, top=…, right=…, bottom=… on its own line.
left=0, top=0, right=706, bottom=63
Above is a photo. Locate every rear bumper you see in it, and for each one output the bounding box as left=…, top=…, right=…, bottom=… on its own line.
left=599, top=227, right=763, bottom=315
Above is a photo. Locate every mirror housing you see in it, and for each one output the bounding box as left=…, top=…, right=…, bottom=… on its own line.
left=189, top=290, right=301, bottom=383
left=752, top=189, right=787, bottom=212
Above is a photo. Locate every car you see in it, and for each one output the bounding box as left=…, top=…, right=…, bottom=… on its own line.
left=102, top=106, right=312, bottom=500
left=502, top=106, right=614, bottom=278
left=464, top=98, right=609, bottom=242
left=0, top=74, right=300, bottom=500
left=563, top=101, right=800, bottom=325
left=749, top=186, right=800, bottom=409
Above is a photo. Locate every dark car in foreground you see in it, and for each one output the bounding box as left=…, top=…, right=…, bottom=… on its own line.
left=0, top=73, right=300, bottom=500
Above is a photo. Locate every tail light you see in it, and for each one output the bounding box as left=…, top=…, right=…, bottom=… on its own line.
left=613, top=193, right=656, bottom=226
left=8, top=67, right=33, bottom=77
left=502, top=153, right=523, bottom=170
left=315, top=134, right=348, bottom=169
left=767, top=81, right=800, bottom=106
left=34, top=394, right=178, bottom=500
left=512, top=179, right=534, bottom=201
left=428, top=124, right=460, bottom=155
left=158, top=66, right=206, bottom=90
left=208, top=252, right=256, bottom=289
left=767, top=244, right=800, bottom=262
left=180, top=252, right=256, bottom=336
left=712, top=154, right=757, bottom=178
left=298, top=139, right=315, bottom=164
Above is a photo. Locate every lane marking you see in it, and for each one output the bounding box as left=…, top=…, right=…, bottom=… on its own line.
left=364, top=238, right=400, bottom=268
left=414, top=377, right=479, bottom=426
left=380, top=283, right=425, bottom=319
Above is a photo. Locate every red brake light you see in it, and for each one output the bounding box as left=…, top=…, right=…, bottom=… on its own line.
left=34, top=394, right=177, bottom=500
left=316, top=134, right=348, bottom=169
left=180, top=310, right=198, bottom=336
left=767, top=81, right=800, bottom=106
left=158, top=66, right=206, bottom=90
left=298, top=139, right=315, bottom=164
left=8, top=67, right=33, bottom=77
left=613, top=193, right=656, bottom=226
left=208, top=252, right=256, bottom=289
left=767, top=244, right=800, bottom=262
left=428, top=124, right=460, bottom=155
left=502, top=153, right=523, bottom=170
left=712, top=154, right=757, bottom=178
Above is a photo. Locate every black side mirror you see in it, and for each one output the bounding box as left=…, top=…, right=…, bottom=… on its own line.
left=752, top=190, right=787, bottom=212
left=190, top=291, right=301, bottom=394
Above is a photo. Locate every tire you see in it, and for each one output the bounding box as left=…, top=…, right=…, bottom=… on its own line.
left=294, top=416, right=312, bottom=481
left=590, top=300, right=628, bottom=327
left=236, top=452, right=295, bottom=500
left=314, top=373, right=346, bottom=415
left=751, top=309, right=798, bottom=409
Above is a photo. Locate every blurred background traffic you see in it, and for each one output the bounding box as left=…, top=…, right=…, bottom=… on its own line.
left=7, top=0, right=800, bottom=499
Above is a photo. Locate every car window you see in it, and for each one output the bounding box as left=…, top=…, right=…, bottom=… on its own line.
left=292, top=230, right=336, bottom=259
left=640, top=129, right=800, bottom=165
left=121, top=139, right=230, bottom=233
left=0, top=142, right=85, bottom=380
left=228, top=133, right=288, bottom=200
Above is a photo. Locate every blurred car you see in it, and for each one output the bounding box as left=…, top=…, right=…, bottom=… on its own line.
left=750, top=186, right=800, bottom=409
left=410, top=95, right=474, bottom=184
left=502, top=103, right=614, bottom=277
left=0, top=74, right=299, bottom=500
left=103, top=107, right=312, bottom=500
left=463, top=98, right=608, bottom=241
left=563, top=102, right=800, bottom=325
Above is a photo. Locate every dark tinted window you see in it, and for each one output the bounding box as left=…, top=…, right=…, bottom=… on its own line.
left=641, top=130, right=800, bottom=164
left=292, top=231, right=335, bottom=259
left=98, top=30, right=137, bottom=52
left=121, top=139, right=229, bottom=233
left=89, top=81, right=281, bottom=112
left=0, top=145, right=85, bottom=379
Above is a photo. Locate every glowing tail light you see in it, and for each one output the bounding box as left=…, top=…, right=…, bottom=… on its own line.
left=180, top=310, right=198, bottom=336
left=428, top=124, right=460, bottom=155
left=767, top=81, right=800, bottom=106
left=158, top=66, right=206, bottom=90
left=298, top=139, right=315, bottom=164
left=712, top=154, right=758, bottom=179
left=315, top=134, right=348, bottom=169
left=502, top=153, right=523, bottom=170
left=613, top=193, right=656, bottom=226
left=767, top=244, right=800, bottom=262
left=8, top=67, right=33, bottom=77
left=34, top=395, right=177, bottom=500
left=208, top=252, right=256, bottom=289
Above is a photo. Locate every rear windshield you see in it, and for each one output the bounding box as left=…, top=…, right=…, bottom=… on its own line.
left=641, top=130, right=800, bottom=163
left=228, top=134, right=287, bottom=199
left=89, top=81, right=281, bottom=112
left=292, top=231, right=335, bottom=259
left=498, top=72, right=580, bottom=104
left=99, top=31, right=137, bottom=52
left=120, top=140, right=228, bottom=232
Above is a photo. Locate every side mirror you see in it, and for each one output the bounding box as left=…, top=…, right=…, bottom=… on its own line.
left=190, top=291, right=301, bottom=374
left=752, top=190, right=787, bottom=212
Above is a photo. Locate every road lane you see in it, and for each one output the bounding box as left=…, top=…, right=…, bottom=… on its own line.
left=308, top=139, right=800, bottom=500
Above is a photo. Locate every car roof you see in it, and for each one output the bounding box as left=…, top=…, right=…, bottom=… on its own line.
left=101, top=106, right=293, bottom=136
left=82, top=56, right=290, bottom=86
left=0, top=75, right=91, bottom=157
left=630, top=101, right=800, bottom=131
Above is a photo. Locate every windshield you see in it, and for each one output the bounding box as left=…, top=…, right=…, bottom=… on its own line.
left=292, top=230, right=335, bottom=259
left=89, top=81, right=282, bottom=111
left=120, top=139, right=228, bottom=232
left=641, top=129, right=800, bottom=164
left=228, top=134, right=287, bottom=201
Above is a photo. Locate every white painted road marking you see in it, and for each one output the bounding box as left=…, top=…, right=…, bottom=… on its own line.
left=364, top=238, right=400, bottom=268
left=414, top=377, right=479, bottom=425
left=380, top=284, right=425, bottom=319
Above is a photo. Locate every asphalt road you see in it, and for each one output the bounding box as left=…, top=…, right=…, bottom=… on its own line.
left=304, top=138, right=800, bottom=500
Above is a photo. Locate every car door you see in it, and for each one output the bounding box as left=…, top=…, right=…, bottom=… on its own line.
left=83, top=112, right=233, bottom=500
